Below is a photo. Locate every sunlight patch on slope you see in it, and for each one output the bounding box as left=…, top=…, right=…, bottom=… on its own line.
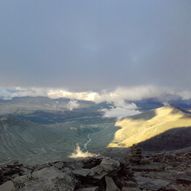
left=108, top=106, right=191, bottom=148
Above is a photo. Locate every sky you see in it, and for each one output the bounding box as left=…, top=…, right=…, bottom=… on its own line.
left=0, top=0, right=191, bottom=91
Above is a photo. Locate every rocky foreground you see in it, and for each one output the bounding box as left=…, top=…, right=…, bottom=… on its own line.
left=0, top=147, right=191, bottom=191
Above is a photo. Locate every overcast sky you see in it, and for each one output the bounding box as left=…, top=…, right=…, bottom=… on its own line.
left=0, top=0, right=191, bottom=91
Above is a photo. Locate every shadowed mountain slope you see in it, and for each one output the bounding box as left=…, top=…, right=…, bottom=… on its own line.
left=137, top=127, right=191, bottom=151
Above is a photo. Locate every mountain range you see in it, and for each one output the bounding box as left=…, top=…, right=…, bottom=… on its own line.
left=0, top=96, right=191, bottom=164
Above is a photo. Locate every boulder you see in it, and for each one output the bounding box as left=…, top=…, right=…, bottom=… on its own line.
left=89, top=165, right=108, bottom=180
left=73, top=157, right=120, bottom=180
left=89, top=158, right=120, bottom=180
left=0, top=181, right=15, bottom=191
left=105, top=176, right=120, bottom=191
left=100, top=158, right=120, bottom=172
left=53, top=162, right=64, bottom=170
left=13, top=174, right=31, bottom=188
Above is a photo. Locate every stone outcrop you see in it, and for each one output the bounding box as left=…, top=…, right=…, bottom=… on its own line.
left=0, top=151, right=191, bottom=191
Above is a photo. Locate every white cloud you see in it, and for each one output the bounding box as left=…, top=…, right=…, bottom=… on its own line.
left=101, top=101, right=141, bottom=119
left=95, top=86, right=163, bottom=103
left=66, top=100, right=80, bottom=111
left=0, top=86, right=191, bottom=103
left=47, top=89, right=99, bottom=101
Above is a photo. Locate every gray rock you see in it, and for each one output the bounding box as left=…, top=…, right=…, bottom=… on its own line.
left=0, top=181, right=15, bottom=191
left=34, top=163, right=50, bottom=171
left=17, top=167, right=76, bottom=191
left=105, top=176, right=120, bottom=191
left=135, top=176, right=170, bottom=191
left=165, top=184, right=179, bottom=191
left=124, top=181, right=137, bottom=188
left=73, top=157, right=120, bottom=180
left=100, top=158, right=120, bottom=172
left=185, top=169, right=191, bottom=176
left=13, top=175, right=32, bottom=189
left=88, top=158, right=120, bottom=180
left=175, top=170, right=191, bottom=185
left=122, top=187, right=141, bottom=191
left=54, top=162, right=64, bottom=170
left=132, top=163, right=164, bottom=172
left=176, top=176, right=191, bottom=185
left=89, top=165, right=108, bottom=180
left=76, top=187, right=99, bottom=191
left=13, top=175, right=31, bottom=183
left=73, top=169, right=91, bottom=177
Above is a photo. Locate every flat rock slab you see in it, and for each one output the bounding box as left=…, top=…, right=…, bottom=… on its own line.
left=105, top=176, right=120, bottom=191
left=73, top=169, right=91, bottom=177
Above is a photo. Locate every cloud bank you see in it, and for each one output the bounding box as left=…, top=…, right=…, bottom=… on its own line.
left=1, top=86, right=191, bottom=103
left=1, top=85, right=191, bottom=118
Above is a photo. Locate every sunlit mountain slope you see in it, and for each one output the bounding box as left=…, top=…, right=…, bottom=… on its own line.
left=109, top=106, right=191, bottom=148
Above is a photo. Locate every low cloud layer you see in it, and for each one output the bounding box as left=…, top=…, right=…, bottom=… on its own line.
left=101, top=101, right=140, bottom=119
left=1, top=86, right=191, bottom=103
left=66, top=100, right=80, bottom=111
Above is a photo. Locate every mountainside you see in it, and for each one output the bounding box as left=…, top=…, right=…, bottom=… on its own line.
left=1, top=96, right=191, bottom=164
left=0, top=96, right=95, bottom=115
left=109, top=106, right=191, bottom=150
left=0, top=112, right=116, bottom=164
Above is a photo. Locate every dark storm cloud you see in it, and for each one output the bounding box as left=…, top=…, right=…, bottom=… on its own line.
left=0, top=0, right=191, bottom=90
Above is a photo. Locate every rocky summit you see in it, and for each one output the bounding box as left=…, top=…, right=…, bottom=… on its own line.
left=0, top=147, right=191, bottom=191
